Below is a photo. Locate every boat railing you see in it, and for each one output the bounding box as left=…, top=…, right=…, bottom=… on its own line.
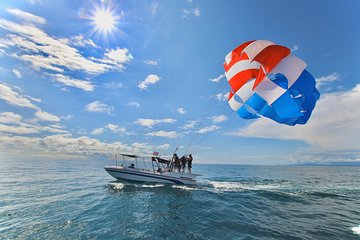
left=113, top=153, right=171, bottom=174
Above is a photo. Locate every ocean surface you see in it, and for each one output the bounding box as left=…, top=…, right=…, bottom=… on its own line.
left=1, top=158, right=360, bottom=240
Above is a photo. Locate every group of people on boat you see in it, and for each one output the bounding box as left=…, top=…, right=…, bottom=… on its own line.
left=172, top=153, right=193, bottom=173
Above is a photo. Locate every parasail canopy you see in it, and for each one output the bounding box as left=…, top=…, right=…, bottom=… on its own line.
left=224, top=40, right=320, bottom=126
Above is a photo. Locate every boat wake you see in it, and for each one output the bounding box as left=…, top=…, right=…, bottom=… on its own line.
left=351, top=225, right=360, bottom=236
left=208, top=181, right=281, bottom=192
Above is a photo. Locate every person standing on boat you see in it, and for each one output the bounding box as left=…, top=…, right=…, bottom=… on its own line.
left=187, top=154, right=193, bottom=173
left=180, top=155, right=187, bottom=173
left=174, top=153, right=181, bottom=172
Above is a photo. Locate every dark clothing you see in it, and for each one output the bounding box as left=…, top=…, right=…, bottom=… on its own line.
left=174, top=155, right=180, bottom=164
left=174, top=155, right=180, bottom=167
left=188, top=155, right=193, bottom=168
left=180, top=156, right=187, bottom=167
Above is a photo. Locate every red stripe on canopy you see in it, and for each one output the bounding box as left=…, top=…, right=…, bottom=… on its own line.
left=252, top=45, right=290, bottom=73
left=224, top=40, right=255, bottom=71
left=228, top=68, right=258, bottom=93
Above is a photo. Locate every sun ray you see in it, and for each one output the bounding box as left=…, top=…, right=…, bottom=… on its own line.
left=90, top=4, right=119, bottom=37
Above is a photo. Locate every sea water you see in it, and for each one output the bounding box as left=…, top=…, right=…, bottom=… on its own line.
left=1, top=158, right=360, bottom=239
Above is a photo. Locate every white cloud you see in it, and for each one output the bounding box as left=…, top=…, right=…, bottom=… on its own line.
left=61, top=114, right=73, bottom=121
left=85, top=101, right=114, bottom=114
left=210, top=115, right=228, bottom=123
left=0, top=84, right=64, bottom=124
left=28, top=0, right=42, bottom=4
left=0, top=111, right=67, bottom=135
left=104, top=47, right=133, bottom=65
left=7, top=8, right=45, bottom=25
left=127, top=102, right=140, bottom=108
left=105, top=124, right=130, bottom=135
left=0, top=18, right=110, bottom=74
left=146, top=131, right=178, bottom=138
left=181, top=120, right=198, bottom=130
left=316, top=72, right=341, bottom=87
left=138, top=74, right=161, bottom=90
left=91, top=127, right=104, bottom=135
left=196, top=125, right=220, bottom=134
left=215, top=92, right=229, bottom=101
left=177, top=107, right=187, bottom=114
left=91, top=124, right=134, bottom=136
left=0, top=83, right=38, bottom=109
left=12, top=69, right=22, bottom=79
left=0, top=13, right=132, bottom=76
left=35, top=110, right=60, bottom=122
left=151, top=2, right=159, bottom=16
left=103, top=81, right=123, bottom=89
left=0, top=112, right=23, bottom=124
left=183, top=8, right=201, bottom=17
left=50, top=73, right=94, bottom=91
left=210, top=74, right=225, bottom=83
left=144, top=60, right=158, bottom=66
left=230, top=84, right=360, bottom=151
left=291, top=45, right=299, bottom=51
left=0, top=133, right=170, bottom=159
left=134, top=118, right=176, bottom=128
left=61, top=35, right=97, bottom=48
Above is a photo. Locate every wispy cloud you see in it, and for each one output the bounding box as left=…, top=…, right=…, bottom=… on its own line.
left=146, top=130, right=178, bottom=138
left=91, top=127, right=104, bottom=135
left=127, top=102, right=140, bottom=108
left=6, top=8, right=45, bottom=25
left=151, top=2, right=159, bottom=16
left=134, top=118, right=176, bottom=128
left=215, top=92, right=229, bottom=101
left=50, top=73, right=95, bottom=91
left=316, top=72, right=341, bottom=87
left=12, top=69, right=22, bottom=79
left=209, top=74, right=225, bottom=83
left=183, top=8, right=201, bottom=17
left=35, top=110, right=60, bottom=122
left=0, top=9, right=133, bottom=92
left=27, top=0, right=42, bottom=4
left=61, top=114, right=73, bottom=121
left=138, top=74, right=161, bottom=90
left=181, top=120, right=198, bottom=130
left=92, top=124, right=134, bottom=136
left=177, top=107, right=186, bottom=114
left=144, top=60, right=158, bottom=66
left=85, top=101, right=114, bottom=114
left=0, top=83, right=62, bottom=123
left=196, top=125, right=220, bottom=134
left=210, top=115, right=227, bottom=123
left=0, top=83, right=38, bottom=109
left=103, top=81, right=123, bottom=89
left=291, top=45, right=299, bottom=51
left=0, top=112, right=66, bottom=135
left=60, top=35, right=98, bottom=48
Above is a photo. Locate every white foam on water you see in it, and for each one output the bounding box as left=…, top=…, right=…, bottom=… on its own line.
left=140, top=184, right=164, bottom=188
left=172, top=185, right=201, bottom=191
left=209, top=181, right=281, bottom=192
left=351, top=225, right=360, bottom=236
left=109, top=182, right=125, bottom=190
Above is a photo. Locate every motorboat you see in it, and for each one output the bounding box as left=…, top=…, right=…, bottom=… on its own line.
left=104, top=154, right=201, bottom=185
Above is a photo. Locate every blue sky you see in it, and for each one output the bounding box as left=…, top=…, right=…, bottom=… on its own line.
left=0, top=0, right=359, bottom=164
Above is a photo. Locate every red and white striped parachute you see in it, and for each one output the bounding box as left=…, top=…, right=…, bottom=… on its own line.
left=223, top=40, right=320, bottom=126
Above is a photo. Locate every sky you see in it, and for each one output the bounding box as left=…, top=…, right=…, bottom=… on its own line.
left=0, top=0, right=359, bottom=165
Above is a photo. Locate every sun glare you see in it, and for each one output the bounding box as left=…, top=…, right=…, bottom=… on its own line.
left=92, top=8, right=117, bottom=34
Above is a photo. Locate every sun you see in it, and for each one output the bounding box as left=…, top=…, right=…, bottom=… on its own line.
left=92, top=7, right=118, bottom=34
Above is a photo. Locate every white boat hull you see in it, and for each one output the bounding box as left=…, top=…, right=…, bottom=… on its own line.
left=104, top=166, right=199, bottom=185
